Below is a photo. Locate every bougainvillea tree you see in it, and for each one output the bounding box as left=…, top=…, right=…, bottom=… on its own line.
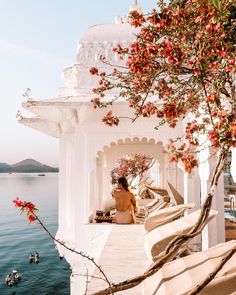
left=111, top=153, right=155, bottom=185
left=89, top=0, right=236, bottom=293
left=91, top=0, right=235, bottom=173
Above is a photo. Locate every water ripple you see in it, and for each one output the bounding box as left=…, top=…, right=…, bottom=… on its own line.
left=0, top=173, right=70, bottom=295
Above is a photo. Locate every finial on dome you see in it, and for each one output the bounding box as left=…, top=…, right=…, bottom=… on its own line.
left=115, top=1, right=142, bottom=24
left=130, top=0, right=142, bottom=13
left=115, top=15, right=128, bottom=24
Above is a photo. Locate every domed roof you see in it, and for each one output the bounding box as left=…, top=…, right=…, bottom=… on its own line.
left=80, top=22, right=137, bottom=44
left=76, top=19, right=138, bottom=65
left=59, top=13, right=139, bottom=99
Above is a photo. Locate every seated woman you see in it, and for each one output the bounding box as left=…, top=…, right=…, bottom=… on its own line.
left=112, top=177, right=137, bottom=224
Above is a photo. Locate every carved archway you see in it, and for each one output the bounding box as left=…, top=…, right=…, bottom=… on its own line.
left=93, top=137, right=168, bottom=213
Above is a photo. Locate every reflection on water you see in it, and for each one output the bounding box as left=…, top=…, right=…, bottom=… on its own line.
left=0, top=173, right=70, bottom=295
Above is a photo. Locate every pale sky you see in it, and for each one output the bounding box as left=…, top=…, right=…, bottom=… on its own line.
left=0, top=0, right=157, bottom=167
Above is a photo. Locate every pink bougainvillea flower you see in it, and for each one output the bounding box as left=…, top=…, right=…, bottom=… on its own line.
left=102, top=111, right=119, bottom=126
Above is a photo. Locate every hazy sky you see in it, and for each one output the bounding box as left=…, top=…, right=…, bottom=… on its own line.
left=0, top=0, right=157, bottom=167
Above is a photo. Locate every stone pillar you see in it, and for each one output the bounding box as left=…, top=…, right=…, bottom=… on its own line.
left=57, top=137, right=67, bottom=236
left=73, top=128, right=89, bottom=245
left=57, top=135, right=75, bottom=242
left=184, top=169, right=201, bottom=249
left=184, top=169, right=201, bottom=208
left=176, top=165, right=184, bottom=196
left=163, top=150, right=177, bottom=188
left=96, top=153, right=104, bottom=210
left=199, top=148, right=225, bottom=250
left=65, top=137, right=73, bottom=232
left=169, top=161, right=177, bottom=188
left=162, top=151, right=168, bottom=188
left=102, top=152, right=111, bottom=203
left=70, top=135, right=79, bottom=241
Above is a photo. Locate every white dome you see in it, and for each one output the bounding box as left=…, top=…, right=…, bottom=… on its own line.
left=76, top=22, right=138, bottom=65
left=59, top=20, right=138, bottom=100
left=80, top=22, right=137, bottom=44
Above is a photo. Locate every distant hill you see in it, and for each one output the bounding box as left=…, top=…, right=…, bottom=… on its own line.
left=0, top=163, right=12, bottom=173
left=0, top=159, right=59, bottom=173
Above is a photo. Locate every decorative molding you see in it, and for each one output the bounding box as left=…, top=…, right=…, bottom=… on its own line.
left=19, top=117, right=61, bottom=138
left=96, top=136, right=164, bottom=159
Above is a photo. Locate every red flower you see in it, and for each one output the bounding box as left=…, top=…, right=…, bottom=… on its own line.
left=13, top=198, right=38, bottom=224
left=13, top=198, right=24, bottom=207
left=102, top=111, right=119, bottom=127
left=208, top=130, right=220, bottom=148
left=25, top=202, right=36, bottom=212
left=193, top=68, right=201, bottom=75
left=129, top=10, right=145, bottom=27
left=206, top=92, right=218, bottom=103
left=89, top=67, right=99, bottom=75
left=163, top=103, right=178, bottom=119
left=182, top=153, right=198, bottom=173
left=27, top=214, right=36, bottom=224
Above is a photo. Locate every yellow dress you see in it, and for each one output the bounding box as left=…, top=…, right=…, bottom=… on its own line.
left=113, top=189, right=137, bottom=224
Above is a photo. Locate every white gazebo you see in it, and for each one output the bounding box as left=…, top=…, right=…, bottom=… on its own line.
left=19, top=4, right=225, bottom=294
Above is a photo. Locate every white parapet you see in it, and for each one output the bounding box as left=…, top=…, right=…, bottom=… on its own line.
left=56, top=224, right=113, bottom=295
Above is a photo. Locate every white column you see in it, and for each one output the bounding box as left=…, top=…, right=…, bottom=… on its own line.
left=65, top=138, right=73, bottom=233
left=208, top=172, right=225, bottom=246
left=102, top=153, right=111, bottom=203
left=57, top=137, right=67, bottom=235
left=89, top=168, right=96, bottom=220
left=162, top=152, right=167, bottom=187
left=163, top=150, right=177, bottom=188
left=199, top=148, right=225, bottom=250
left=57, top=136, right=74, bottom=241
left=69, top=135, right=78, bottom=239
left=96, top=155, right=104, bottom=210
left=184, top=169, right=201, bottom=249
left=176, top=166, right=184, bottom=196
left=184, top=169, right=201, bottom=207
left=74, top=129, right=88, bottom=236
left=169, top=161, right=177, bottom=188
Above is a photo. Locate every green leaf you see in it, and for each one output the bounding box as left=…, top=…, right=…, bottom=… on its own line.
left=212, top=0, right=221, bottom=10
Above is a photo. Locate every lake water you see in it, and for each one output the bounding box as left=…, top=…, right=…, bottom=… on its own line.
left=0, top=173, right=70, bottom=295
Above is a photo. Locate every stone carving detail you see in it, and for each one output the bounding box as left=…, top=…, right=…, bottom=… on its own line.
left=76, top=40, right=131, bottom=65
left=60, top=26, right=136, bottom=99
left=77, top=43, right=85, bottom=61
